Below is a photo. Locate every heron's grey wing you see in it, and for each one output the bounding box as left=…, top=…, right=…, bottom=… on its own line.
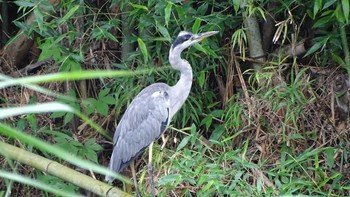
left=107, top=86, right=170, bottom=178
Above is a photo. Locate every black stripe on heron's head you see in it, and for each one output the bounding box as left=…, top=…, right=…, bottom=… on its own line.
left=171, top=32, right=193, bottom=49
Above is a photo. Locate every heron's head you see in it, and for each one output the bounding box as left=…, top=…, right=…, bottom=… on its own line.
left=170, top=31, right=218, bottom=53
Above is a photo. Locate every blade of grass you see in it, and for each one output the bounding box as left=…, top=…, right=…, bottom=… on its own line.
left=0, top=74, right=76, bottom=102
left=0, top=102, right=111, bottom=140
left=0, top=102, right=73, bottom=119
left=0, top=68, right=161, bottom=89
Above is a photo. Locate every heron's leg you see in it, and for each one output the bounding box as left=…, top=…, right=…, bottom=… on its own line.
left=148, top=142, right=156, bottom=197
left=160, top=134, right=169, bottom=150
left=131, top=161, right=142, bottom=197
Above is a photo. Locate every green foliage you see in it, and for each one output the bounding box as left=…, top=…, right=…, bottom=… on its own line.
left=46, top=129, right=102, bottom=163
left=35, top=172, right=78, bottom=194
left=83, top=88, right=116, bottom=116
left=306, top=0, right=350, bottom=74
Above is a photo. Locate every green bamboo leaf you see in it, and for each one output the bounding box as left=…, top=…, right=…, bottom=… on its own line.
left=313, top=0, right=322, bottom=17
left=34, top=8, right=44, bottom=32
left=303, top=40, right=326, bottom=57
left=129, top=2, right=148, bottom=11
left=331, top=52, right=345, bottom=66
left=342, top=0, right=349, bottom=23
left=198, top=71, right=205, bottom=88
left=313, top=15, right=332, bottom=28
left=137, top=38, right=148, bottom=62
left=58, top=5, right=80, bottom=24
left=156, top=23, right=171, bottom=41
left=165, top=2, right=173, bottom=27
left=176, top=136, right=190, bottom=151
left=192, top=18, right=202, bottom=34
left=323, top=0, right=337, bottom=9
left=175, top=6, right=185, bottom=20
left=232, top=0, right=240, bottom=12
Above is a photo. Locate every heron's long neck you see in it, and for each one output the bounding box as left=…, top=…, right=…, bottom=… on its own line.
left=169, top=53, right=193, bottom=119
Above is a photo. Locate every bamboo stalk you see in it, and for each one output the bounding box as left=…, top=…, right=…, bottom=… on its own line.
left=241, top=1, right=265, bottom=72
left=0, top=141, right=132, bottom=197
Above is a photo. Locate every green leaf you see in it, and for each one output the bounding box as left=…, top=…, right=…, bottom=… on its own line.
left=210, top=110, right=223, bottom=118
left=331, top=53, right=345, bottom=66
left=232, top=0, right=240, bottom=12
left=104, top=31, right=118, bottom=42
left=129, top=2, right=148, bottom=11
left=192, top=18, right=202, bottom=34
left=342, top=0, right=349, bottom=23
left=137, top=38, right=148, bottom=62
left=158, top=174, right=182, bottom=185
left=58, top=5, right=80, bottom=24
left=86, top=139, right=102, bottom=151
left=164, top=2, right=173, bottom=27
left=34, top=8, right=44, bottom=33
left=326, top=148, right=335, bottom=168
left=205, top=115, right=212, bottom=130
left=156, top=23, right=171, bottom=41
left=50, top=111, right=66, bottom=118
left=323, top=0, right=337, bottom=9
left=198, top=175, right=207, bottom=186
left=64, top=112, right=74, bottom=125
left=96, top=102, right=108, bottom=116
left=314, top=0, right=322, bottom=17
left=198, top=71, right=206, bottom=88
left=175, top=6, right=186, bottom=20
left=202, top=179, right=215, bottom=192
left=303, top=40, right=326, bottom=57
left=83, top=98, right=97, bottom=115
left=102, top=96, right=115, bottom=105
left=38, top=38, right=61, bottom=61
left=209, top=125, right=224, bottom=141
left=99, top=88, right=110, bottom=98
left=62, top=57, right=81, bottom=71
left=313, top=15, right=333, bottom=28
left=14, top=1, right=36, bottom=7
left=85, top=148, right=98, bottom=163
left=335, top=3, right=346, bottom=23
left=176, top=136, right=190, bottom=151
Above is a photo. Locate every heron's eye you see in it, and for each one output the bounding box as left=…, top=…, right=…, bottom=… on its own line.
left=172, top=33, right=193, bottom=48
left=184, top=34, right=192, bottom=41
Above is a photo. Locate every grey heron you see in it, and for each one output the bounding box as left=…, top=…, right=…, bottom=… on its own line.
left=106, top=30, right=218, bottom=196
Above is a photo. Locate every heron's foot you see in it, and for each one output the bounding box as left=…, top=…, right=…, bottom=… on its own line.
left=148, top=162, right=156, bottom=197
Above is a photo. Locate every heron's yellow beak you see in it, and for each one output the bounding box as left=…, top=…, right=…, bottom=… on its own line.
left=192, top=31, right=219, bottom=41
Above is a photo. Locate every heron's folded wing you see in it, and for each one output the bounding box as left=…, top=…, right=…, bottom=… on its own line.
left=108, top=87, right=170, bottom=173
